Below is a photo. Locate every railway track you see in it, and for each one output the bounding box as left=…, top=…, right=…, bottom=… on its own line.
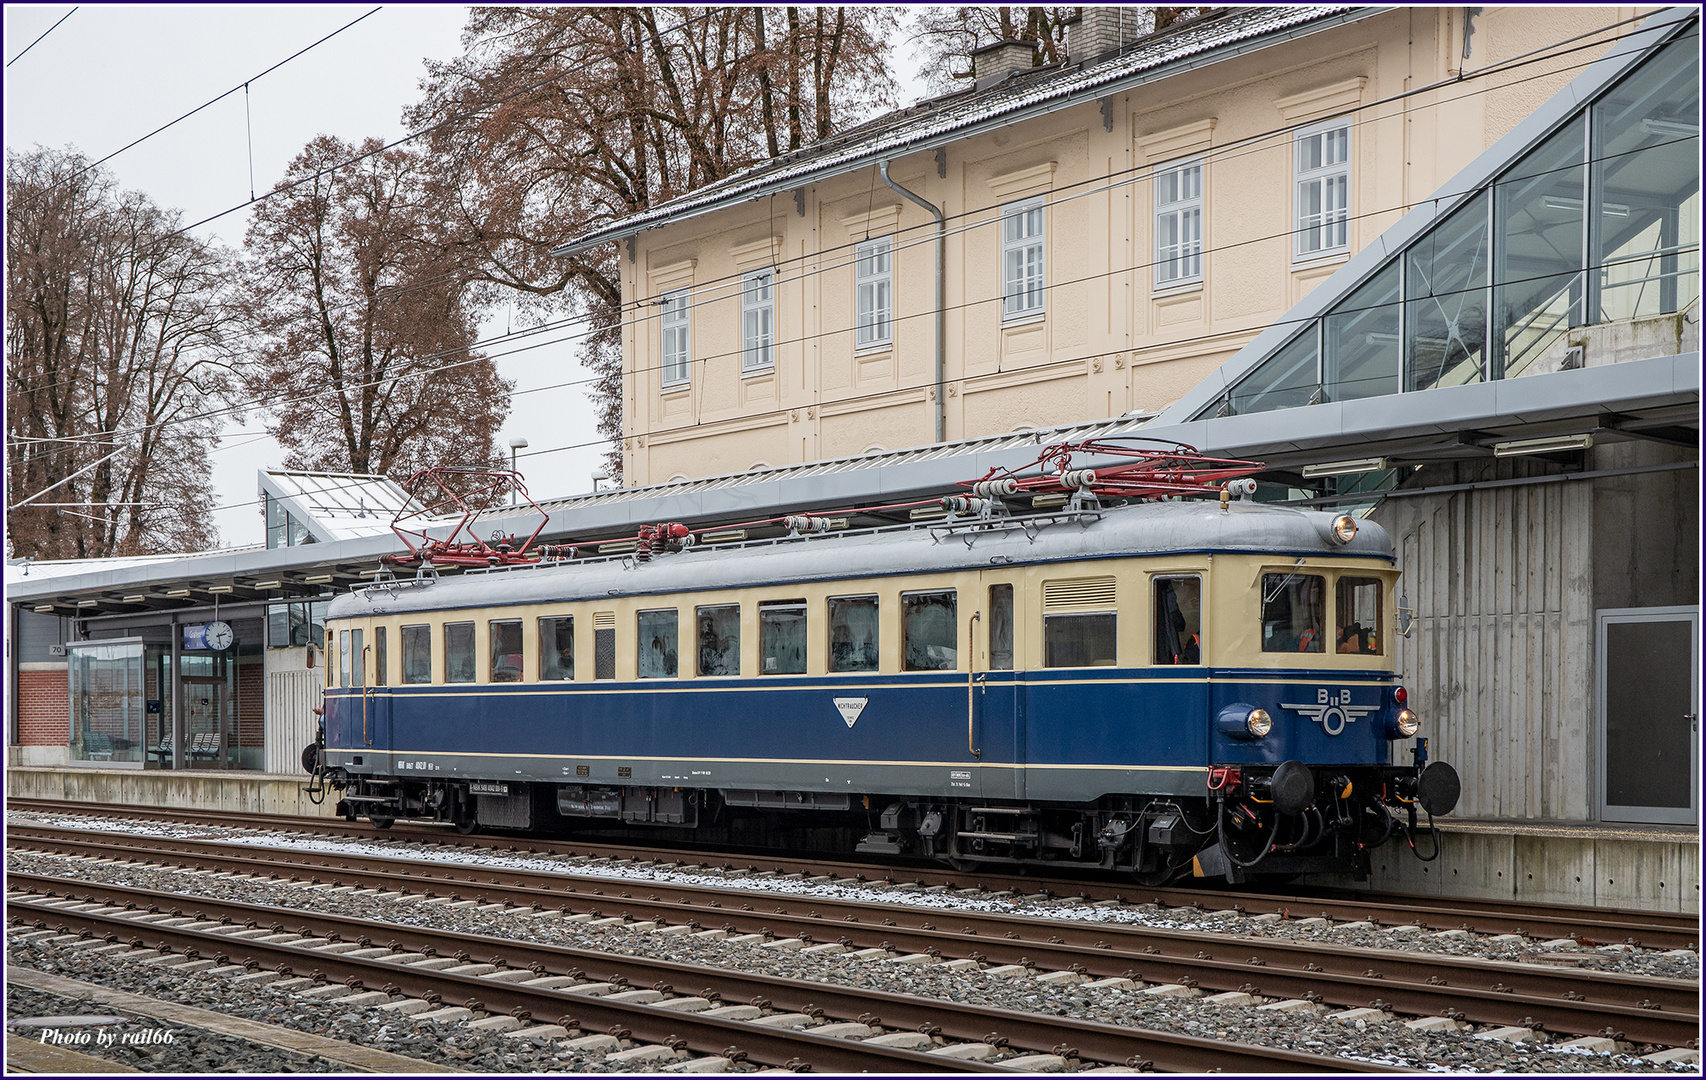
left=9, top=798, right=1697, bottom=951
left=6, top=874, right=1399, bottom=1074
left=7, top=823, right=1696, bottom=1048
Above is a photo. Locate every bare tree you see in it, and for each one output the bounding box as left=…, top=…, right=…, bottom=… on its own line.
left=237, top=135, right=511, bottom=484
left=407, top=6, right=899, bottom=481
left=6, top=147, right=232, bottom=559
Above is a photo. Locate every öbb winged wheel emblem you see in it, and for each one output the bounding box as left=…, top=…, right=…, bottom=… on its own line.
left=1281, top=688, right=1378, bottom=736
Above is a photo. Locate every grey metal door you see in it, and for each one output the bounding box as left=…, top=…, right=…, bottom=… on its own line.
left=1598, top=607, right=1699, bottom=825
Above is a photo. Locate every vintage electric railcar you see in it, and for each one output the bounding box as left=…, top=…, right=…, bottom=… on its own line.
left=314, top=498, right=1460, bottom=882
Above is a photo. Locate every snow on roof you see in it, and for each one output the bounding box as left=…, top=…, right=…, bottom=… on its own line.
left=552, top=5, right=1363, bottom=256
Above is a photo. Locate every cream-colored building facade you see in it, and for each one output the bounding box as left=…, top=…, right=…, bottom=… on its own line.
left=576, top=6, right=1651, bottom=487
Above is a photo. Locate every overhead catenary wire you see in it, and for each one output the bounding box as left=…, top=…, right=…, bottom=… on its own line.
left=5, top=5, right=78, bottom=68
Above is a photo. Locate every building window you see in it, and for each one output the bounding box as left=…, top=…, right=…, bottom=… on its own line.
left=902, top=590, right=957, bottom=671
left=264, top=493, right=314, bottom=548
left=696, top=604, right=740, bottom=676
left=759, top=599, right=807, bottom=674
left=444, top=622, right=476, bottom=683
left=402, top=625, right=431, bottom=684
left=489, top=619, right=523, bottom=682
left=1155, top=159, right=1204, bottom=286
left=539, top=616, right=573, bottom=680
left=828, top=595, right=879, bottom=672
left=855, top=237, right=892, bottom=348
left=742, top=269, right=774, bottom=371
left=1295, top=121, right=1351, bottom=258
left=1002, top=199, right=1046, bottom=318
left=661, top=290, right=690, bottom=387
left=638, top=609, right=679, bottom=679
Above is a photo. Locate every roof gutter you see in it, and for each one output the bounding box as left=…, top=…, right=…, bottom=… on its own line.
left=880, top=159, right=946, bottom=444
left=550, top=7, right=1382, bottom=259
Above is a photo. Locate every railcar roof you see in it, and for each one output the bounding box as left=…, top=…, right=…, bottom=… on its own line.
left=328, top=502, right=1391, bottom=619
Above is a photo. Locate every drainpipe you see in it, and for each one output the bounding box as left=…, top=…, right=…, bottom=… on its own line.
left=879, top=160, right=946, bottom=444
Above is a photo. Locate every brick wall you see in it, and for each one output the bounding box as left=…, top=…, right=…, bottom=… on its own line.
left=238, top=662, right=264, bottom=748
left=17, top=665, right=68, bottom=746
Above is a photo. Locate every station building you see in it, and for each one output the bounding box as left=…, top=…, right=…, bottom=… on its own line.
left=6, top=5, right=1698, bottom=911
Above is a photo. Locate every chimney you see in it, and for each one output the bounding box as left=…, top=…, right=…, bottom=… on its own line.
left=1068, top=6, right=1142, bottom=63
left=971, top=38, right=1037, bottom=88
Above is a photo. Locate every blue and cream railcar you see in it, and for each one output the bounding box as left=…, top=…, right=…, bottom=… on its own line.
left=317, top=500, right=1459, bottom=881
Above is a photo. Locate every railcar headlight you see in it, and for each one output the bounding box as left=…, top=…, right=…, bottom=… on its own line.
left=1246, top=708, right=1273, bottom=738
left=1331, top=514, right=1359, bottom=543
left=1394, top=708, right=1420, bottom=738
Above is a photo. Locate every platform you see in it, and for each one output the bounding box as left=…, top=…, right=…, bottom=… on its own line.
left=1320, top=816, right=1700, bottom=915
left=4, top=766, right=339, bottom=819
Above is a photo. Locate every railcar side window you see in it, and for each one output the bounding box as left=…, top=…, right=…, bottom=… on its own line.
left=1262, top=573, right=1325, bottom=653
left=988, top=584, right=1014, bottom=670
left=539, top=617, right=573, bottom=680
left=489, top=620, right=524, bottom=682
left=402, top=625, right=431, bottom=684
left=351, top=628, right=365, bottom=687
left=1335, top=576, right=1384, bottom=655
left=759, top=600, right=807, bottom=674
left=828, top=596, right=879, bottom=672
left=1045, top=614, right=1117, bottom=667
left=696, top=605, right=740, bottom=676
left=902, top=590, right=957, bottom=671
left=338, top=630, right=351, bottom=687
left=444, top=622, right=476, bottom=683
left=1154, top=576, right=1202, bottom=664
left=638, top=609, right=680, bottom=678
left=374, top=626, right=387, bottom=686
left=594, top=612, right=615, bottom=680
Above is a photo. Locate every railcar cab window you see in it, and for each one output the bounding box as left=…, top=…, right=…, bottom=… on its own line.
left=902, top=590, right=957, bottom=671
left=489, top=620, right=523, bottom=682
left=1045, top=613, right=1116, bottom=667
left=696, top=605, right=739, bottom=676
left=402, top=625, right=431, bottom=684
left=1262, top=573, right=1326, bottom=653
left=760, top=600, right=807, bottom=674
left=444, top=621, right=476, bottom=683
left=828, top=595, right=878, bottom=672
left=539, top=617, right=573, bottom=680
left=988, top=584, right=1015, bottom=670
left=374, top=626, right=387, bottom=686
left=1154, top=576, right=1202, bottom=665
left=1335, top=577, right=1384, bottom=655
left=638, top=609, right=680, bottom=678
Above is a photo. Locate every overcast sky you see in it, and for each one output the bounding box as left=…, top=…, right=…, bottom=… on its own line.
left=4, top=4, right=609, bottom=547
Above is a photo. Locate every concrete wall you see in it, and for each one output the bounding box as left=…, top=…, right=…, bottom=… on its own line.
left=5, top=765, right=340, bottom=817
left=618, top=6, right=1637, bottom=485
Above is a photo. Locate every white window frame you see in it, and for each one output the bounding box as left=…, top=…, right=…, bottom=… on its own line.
left=1294, top=119, right=1352, bottom=260
left=660, top=289, right=690, bottom=388
left=1154, top=158, right=1204, bottom=288
left=854, top=236, right=893, bottom=350
left=1001, top=198, right=1046, bottom=320
left=741, top=269, right=775, bottom=373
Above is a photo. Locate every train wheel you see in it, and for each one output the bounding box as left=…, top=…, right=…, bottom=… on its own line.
left=946, top=856, right=978, bottom=874
left=369, top=815, right=394, bottom=830
left=454, top=816, right=478, bottom=836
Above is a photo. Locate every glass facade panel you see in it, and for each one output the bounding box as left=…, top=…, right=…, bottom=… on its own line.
left=987, top=584, right=1014, bottom=671
left=490, top=620, right=523, bottom=682
left=638, top=609, right=679, bottom=678
left=1406, top=191, right=1489, bottom=392
left=444, top=622, right=475, bottom=683
left=402, top=625, right=431, bottom=684
left=696, top=604, right=740, bottom=676
left=828, top=595, right=879, bottom=672
left=1591, top=35, right=1700, bottom=323
left=1230, top=330, right=1316, bottom=414
left=540, top=617, right=574, bottom=680
left=902, top=590, right=957, bottom=671
left=1495, top=119, right=1587, bottom=378
left=1323, top=261, right=1401, bottom=401
left=1262, top=574, right=1326, bottom=653
left=267, top=600, right=327, bottom=648
left=759, top=600, right=807, bottom=674
left=69, top=641, right=145, bottom=764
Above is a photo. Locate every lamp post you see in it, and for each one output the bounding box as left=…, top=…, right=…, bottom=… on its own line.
left=507, top=437, right=528, bottom=505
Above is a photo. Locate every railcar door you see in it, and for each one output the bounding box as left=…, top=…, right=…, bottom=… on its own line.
left=974, top=575, right=1023, bottom=799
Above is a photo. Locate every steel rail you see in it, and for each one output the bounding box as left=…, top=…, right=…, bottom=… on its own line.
left=9, top=828, right=1696, bottom=1046
left=5, top=885, right=1398, bottom=1074
left=11, top=798, right=1695, bottom=949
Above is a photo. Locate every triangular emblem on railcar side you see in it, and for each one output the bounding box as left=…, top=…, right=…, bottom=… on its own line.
left=833, top=697, right=868, bottom=728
